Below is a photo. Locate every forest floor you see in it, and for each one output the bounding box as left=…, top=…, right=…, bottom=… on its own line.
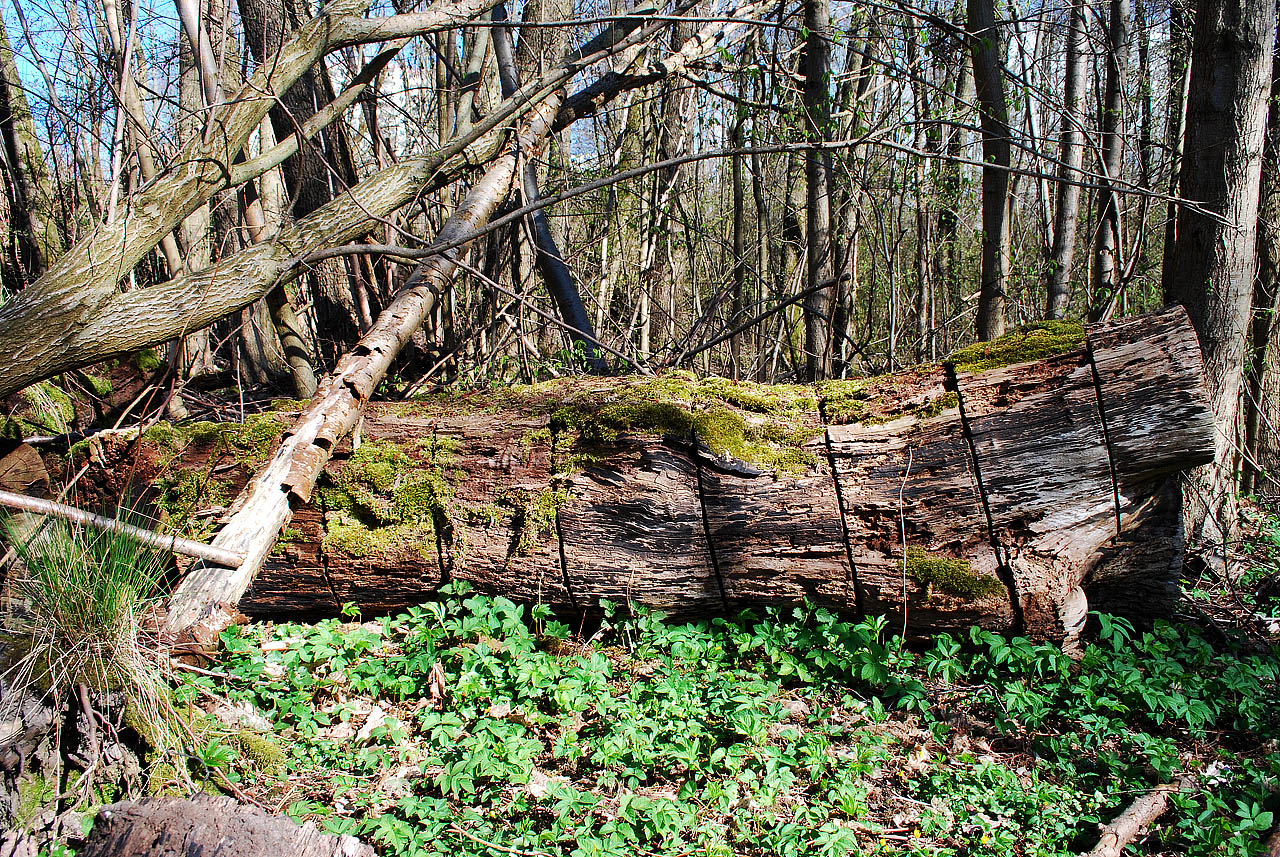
left=136, top=510, right=1280, bottom=857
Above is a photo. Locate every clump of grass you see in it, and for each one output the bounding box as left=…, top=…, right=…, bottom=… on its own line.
left=3, top=515, right=184, bottom=764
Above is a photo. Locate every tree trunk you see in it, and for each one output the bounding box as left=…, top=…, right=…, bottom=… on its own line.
left=491, top=2, right=608, bottom=373
left=133, top=308, right=1213, bottom=646
left=1089, top=0, right=1131, bottom=321
left=937, top=44, right=973, bottom=350
left=1166, top=0, right=1276, bottom=550
left=1161, top=1, right=1193, bottom=301
left=802, top=0, right=834, bottom=380
left=968, top=0, right=1011, bottom=341
left=1046, top=0, right=1088, bottom=319
left=730, top=111, right=747, bottom=378
left=1243, top=29, right=1280, bottom=497
left=0, top=15, right=61, bottom=283
left=237, top=0, right=358, bottom=372
left=638, top=18, right=696, bottom=359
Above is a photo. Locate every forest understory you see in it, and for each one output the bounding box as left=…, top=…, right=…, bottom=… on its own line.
left=3, top=522, right=1278, bottom=857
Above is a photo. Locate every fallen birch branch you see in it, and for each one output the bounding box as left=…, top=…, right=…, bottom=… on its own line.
left=0, top=488, right=247, bottom=567
left=1080, top=778, right=1191, bottom=857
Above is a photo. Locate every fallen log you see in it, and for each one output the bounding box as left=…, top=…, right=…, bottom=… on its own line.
left=86, top=307, right=1210, bottom=645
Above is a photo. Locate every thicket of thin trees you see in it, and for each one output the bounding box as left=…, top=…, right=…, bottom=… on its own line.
left=0, top=0, right=1276, bottom=551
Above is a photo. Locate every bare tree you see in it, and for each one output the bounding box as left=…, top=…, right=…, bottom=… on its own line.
left=1046, top=0, right=1088, bottom=319
left=802, top=0, right=834, bottom=379
left=1089, top=0, right=1131, bottom=320
left=968, top=0, right=1010, bottom=341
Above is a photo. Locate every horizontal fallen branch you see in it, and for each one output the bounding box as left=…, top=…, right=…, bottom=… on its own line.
left=1080, top=777, right=1192, bottom=857
left=0, top=488, right=247, bottom=568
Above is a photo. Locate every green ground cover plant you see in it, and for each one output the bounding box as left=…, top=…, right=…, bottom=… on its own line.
left=181, top=586, right=1279, bottom=857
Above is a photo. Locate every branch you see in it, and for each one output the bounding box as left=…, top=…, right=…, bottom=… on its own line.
left=1079, top=778, right=1191, bottom=857
left=0, top=488, right=247, bottom=567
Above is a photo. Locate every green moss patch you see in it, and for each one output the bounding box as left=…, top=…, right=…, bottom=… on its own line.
left=905, top=547, right=1005, bottom=600
left=946, top=321, right=1086, bottom=374
left=138, top=415, right=286, bottom=540
left=15, top=773, right=57, bottom=825
left=512, top=374, right=821, bottom=475
left=818, top=376, right=958, bottom=427
left=816, top=379, right=872, bottom=424
left=153, top=467, right=230, bottom=541
left=143, top=413, right=285, bottom=468
left=16, top=380, right=76, bottom=435
left=133, top=348, right=163, bottom=373
left=319, top=438, right=461, bottom=563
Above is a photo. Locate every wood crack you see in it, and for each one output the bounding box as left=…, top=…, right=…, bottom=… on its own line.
left=690, top=431, right=732, bottom=616
left=1085, top=334, right=1125, bottom=536
left=945, top=363, right=1025, bottom=634
left=315, top=491, right=344, bottom=612
left=549, top=427, right=580, bottom=615
left=823, top=429, right=864, bottom=617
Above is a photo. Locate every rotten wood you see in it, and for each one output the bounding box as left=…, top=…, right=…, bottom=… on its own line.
left=951, top=349, right=1114, bottom=641
left=143, top=307, right=1214, bottom=643
left=80, top=796, right=374, bottom=857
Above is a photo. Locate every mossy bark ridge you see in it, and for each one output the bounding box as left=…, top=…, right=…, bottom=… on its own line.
left=134, top=307, right=1211, bottom=646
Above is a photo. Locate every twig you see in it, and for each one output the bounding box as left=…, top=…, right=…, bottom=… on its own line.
left=0, top=489, right=246, bottom=568
left=447, top=823, right=555, bottom=857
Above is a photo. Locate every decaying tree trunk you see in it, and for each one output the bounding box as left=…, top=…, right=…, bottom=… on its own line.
left=108, top=307, right=1210, bottom=647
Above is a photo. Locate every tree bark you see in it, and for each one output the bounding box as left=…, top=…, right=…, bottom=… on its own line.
left=1089, top=0, right=1131, bottom=321
left=802, top=0, right=834, bottom=380
left=1046, top=0, right=1088, bottom=319
left=136, top=308, right=1213, bottom=645
left=968, top=0, right=1011, bottom=341
left=1166, top=0, right=1276, bottom=550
